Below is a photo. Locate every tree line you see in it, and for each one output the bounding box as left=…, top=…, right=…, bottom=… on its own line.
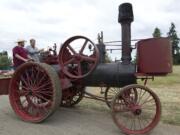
left=153, top=22, right=180, bottom=64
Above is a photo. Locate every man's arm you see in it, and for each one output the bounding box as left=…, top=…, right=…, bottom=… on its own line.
left=27, top=55, right=34, bottom=60
left=15, top=54, right=28, bottom=62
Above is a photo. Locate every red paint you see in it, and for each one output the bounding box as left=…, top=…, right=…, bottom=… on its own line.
left=0, top=78, right=11, bottom=95
left=137, top=38, right=172, bottom=75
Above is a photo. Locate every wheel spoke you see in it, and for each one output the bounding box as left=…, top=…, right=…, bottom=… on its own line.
left=77, top=62, right=82, bottom=75
left=79, top=39, right=88, bottom=54
left=121, top=94, right=131, bottom=105
left=25, top=70, right=33, bottom=86
left=137, top=116, right=142, bottom=130
left=30, top=67, right=36, bottom=86
left=21, top=85, right=29, bottom=91
left=37, top=91, right=53, bottom=97
left=35, top=86, right=52, bottom=92
left=138, top=89, right=147, bottom=104
left=35, top=94, right=51, bottom=102
left=131, top=118, right=136, bottom=130
left=139, top=115, right=147, bottom=128
left=141, top=103, right=156, bottom=110
left=67, top=44, right=76, bottom=54
left=140, top=97, right=154, bottom=106
left=64, top=58, right=75, bottom=66
left=41, top=105, right=49, bottom=115
left=36, top=73, right=48, bottom=87
left=81, top=55, right=96, bottom=62
left=36, top=82, right=52, bottom=91
left=32, top=66, right=41, bottom=87
left=19, top=90, right=29, bottom=96
left=20, top=75, right=30, bottom=87
left=34, top=66, right=40, bottom=84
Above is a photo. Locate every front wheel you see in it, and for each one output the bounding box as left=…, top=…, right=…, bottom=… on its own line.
left=111, top=84, right=161, bottom=134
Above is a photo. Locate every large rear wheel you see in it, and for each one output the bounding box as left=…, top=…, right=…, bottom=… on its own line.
left=9, top=62, right=61, bottom=123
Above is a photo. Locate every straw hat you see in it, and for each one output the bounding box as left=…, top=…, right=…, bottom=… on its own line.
left=16, top=39, right=27, bottom=43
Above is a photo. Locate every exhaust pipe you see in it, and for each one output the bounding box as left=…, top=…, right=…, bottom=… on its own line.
left=118, top=3, right=134, bottom=64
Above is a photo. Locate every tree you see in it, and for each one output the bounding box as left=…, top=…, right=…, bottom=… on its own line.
left=167, top=22, right=180, bottom=64
left=0, top=51, right=8, bottom=56
left=0, top=55, right=12, bottom=70
left=152, top=27, right=162, bottom=38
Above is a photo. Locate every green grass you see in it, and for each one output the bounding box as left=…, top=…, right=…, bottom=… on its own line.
left=143, top=65, right=180, bottom=86
left=142, top=66, right=180, bottom=125
left=151, top=86, right=180, bottom=125
left=78, top=66, right=180, bottom=126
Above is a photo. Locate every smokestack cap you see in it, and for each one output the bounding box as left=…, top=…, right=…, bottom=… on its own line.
left=118, top=3, right=134, bottom=23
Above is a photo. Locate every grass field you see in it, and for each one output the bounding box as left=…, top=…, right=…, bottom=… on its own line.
left=144, top=65, right=180, bottom=86
left=79, top=66, right=180, bottom=126
left=146, top=66, right=180, bottom=125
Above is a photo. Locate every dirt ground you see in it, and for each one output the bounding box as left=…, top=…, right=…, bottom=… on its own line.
left=0, top=95, right=180, bottom=135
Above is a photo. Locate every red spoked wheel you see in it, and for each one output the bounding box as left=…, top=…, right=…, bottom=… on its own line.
left=59, top=36, right=99, bottom=79
left=9, top=62, right=61, bottom=123
left=111, top=84, right=161, bottom=134
left=61, top=86, right=84, bottom=107
left=105, top=87, right=137, bottom=108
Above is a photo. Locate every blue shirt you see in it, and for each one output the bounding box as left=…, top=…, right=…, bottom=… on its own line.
left=26, top=45, right=40, bottom=62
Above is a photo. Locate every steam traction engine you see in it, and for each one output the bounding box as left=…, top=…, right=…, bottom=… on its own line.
left=0, top=3, right=172, bottom=135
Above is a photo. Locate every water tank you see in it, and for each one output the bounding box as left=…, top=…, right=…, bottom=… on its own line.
left=137, top=37, right=172, bottom=75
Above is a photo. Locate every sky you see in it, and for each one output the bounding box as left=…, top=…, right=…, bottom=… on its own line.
left=0, top=0, right=180, bottom=60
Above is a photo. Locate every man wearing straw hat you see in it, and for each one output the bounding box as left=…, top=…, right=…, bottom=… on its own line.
left=12, top=39, right=33, bottom=69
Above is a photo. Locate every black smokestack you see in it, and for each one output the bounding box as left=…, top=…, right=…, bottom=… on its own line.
left=118, top=3, right=134, bottom=64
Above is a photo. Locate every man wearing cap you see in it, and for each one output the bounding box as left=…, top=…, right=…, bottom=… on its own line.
left=12, top=39, right=33, bottom=69
left=26, top=39, right=44, bottom=62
